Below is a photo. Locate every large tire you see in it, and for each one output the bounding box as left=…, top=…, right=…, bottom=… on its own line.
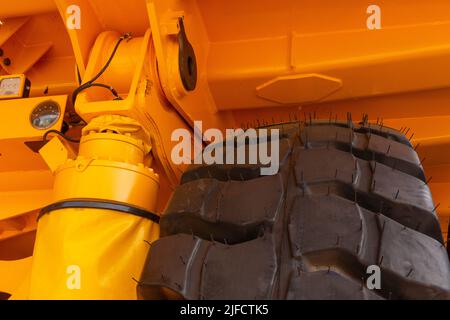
left=138, top=119, right=450, bottom=300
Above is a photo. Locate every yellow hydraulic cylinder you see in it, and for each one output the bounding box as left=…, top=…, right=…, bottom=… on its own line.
left=28, top=115, right=159, bottom=300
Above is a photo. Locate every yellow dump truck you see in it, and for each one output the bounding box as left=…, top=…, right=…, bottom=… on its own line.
left=0, top=0, right=449, bottom=300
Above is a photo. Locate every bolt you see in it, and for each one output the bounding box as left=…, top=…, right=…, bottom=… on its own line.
left=3, top=57, right=11, bottom=66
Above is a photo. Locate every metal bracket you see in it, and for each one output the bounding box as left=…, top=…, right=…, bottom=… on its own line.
left=177, top=18, right=197, bottom=91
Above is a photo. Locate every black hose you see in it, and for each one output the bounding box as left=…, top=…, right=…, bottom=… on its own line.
left=43, top=130, right=81, bottom=143
left=71, top=33, right=131, bottom=106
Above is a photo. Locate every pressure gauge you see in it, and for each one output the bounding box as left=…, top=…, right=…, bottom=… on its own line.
left=30, top=100, right=61, bottom=130
left=0, top=74, right=30, bottom=99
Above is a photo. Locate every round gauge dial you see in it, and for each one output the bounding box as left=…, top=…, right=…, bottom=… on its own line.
left=30, top=100, right=61, bottom=130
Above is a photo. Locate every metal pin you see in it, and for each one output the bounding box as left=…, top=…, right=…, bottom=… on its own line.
left=432, top=203, right=441, bottom=213
left=414, top=143, right=421, bottom=151
left=406, top=268, right=413, bottom=277
left=394, top=189, right=400, bottom=200
left=143, top=240, right=152, bottom=247
left=349, top=132, right=353, bottom=153
left=362, top=113, right=369, bottom=126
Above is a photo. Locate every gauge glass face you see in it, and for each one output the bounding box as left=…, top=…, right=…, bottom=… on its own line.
left=0, top=77, right=22, bottom=96
left=30, top=101, right=61, bottom=130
